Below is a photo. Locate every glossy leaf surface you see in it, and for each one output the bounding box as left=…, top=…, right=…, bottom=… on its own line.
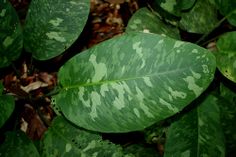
left=23, top=0, right=90, bottom=60
left=179, top=0, right=218, bottom=34
left=0, top=82, right=14, bottom=128
left=218, top=84, right=236, bottom=155
left=126, top=7, right=180, bottom=39
left=215, top=0, right=236, bottom=26
left=41, top=116, right=131, bottom=157
left=216, top=31, right=236, bottom=83
left=0, top=131, right=40, bottom=157
left=0, top=0, right=23, bottom=68
left=53, top=32, right=216, bottom=132
left=164, top=95, right=225, bottom=157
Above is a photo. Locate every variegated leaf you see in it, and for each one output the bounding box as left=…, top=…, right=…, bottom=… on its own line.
left=53, top=32, right=216, bottom=132
left=41, top=116, right=132, bottom=157
left=164, top=95, right=225, bottom=157
left=23, top=0, right=90, bottom=60
left=126, top=7, right=180, bottom=39
left=0, top=0, right=23, bottom=68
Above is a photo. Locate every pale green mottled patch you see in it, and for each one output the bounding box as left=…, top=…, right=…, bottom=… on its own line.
left=90, top=92, right=101, bottom=121
left=134, top=19, right=142, bottom=24
left=143, top=29, right=150, bottom=33
left=0, top=9, right=6, bottom=17
left=79, top=87, right=90, bottom=107
left=233, top=60, right=236, bottom=68
left=174, top=41, right=184, bottom=48
left=136, top=87, right=154, bottom=118
left=183, top=76, right=203, bottom=96
left=70, top=1, right=77, bottom=5
left=133, top=108, right=141, bottom=118
left=82, top=140, right=96, bottom=152
left=202, top=65, right=210, bottom=73
left=158, top=39, right=164, bottom=44
left=159, top=98, right=178, bottom=112
left=199, top=118, right=204, bottom=126
left=100, top=84, right=109, bottom=97
left=49, top=18, right=63, bottom=26
left=133, top=41, right=145, bottom=68
left=3, top=36, right=14, bottom=47
left=46, top=32, right=66, bottom=42
left=92, top=152, right=98, bottom=157
left=191, top=70, right=201, bottom=79
left=111, top=83, right=125, bottom=110
left=192, top=49, right=198, bottom=53
left=89, top=54, right=107, bottom=82
left=168, top=87, right=187, bottom=99
left=160, top=0, right=176, bottom=13
left=65, top=143, right=72, bottom=152
left=143, top=77, right=153, bottom=87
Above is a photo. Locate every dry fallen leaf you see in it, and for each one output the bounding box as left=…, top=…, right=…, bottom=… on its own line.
left=21, top=81, right=48, bottom=93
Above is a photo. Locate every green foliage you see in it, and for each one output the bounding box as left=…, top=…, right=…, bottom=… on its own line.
left=23, top=0, right=90, bottom=60
left=1, top=0, right=236, bottom=156
left=164, top=95, right=225, bottom=156
left=0, top=0, right=23, bottom=68
left=215, top=31, right=236, bottom=83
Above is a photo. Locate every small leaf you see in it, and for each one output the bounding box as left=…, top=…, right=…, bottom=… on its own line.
left=216, top=31, right=236, bottom=83
left=53, top=32, right=216, bottom=132
left=0, top=0, right=23, bottom=68
left=179, top=0, right=219, bottom=34
left=23, top=0, right=90, bottom=60
left=215, top=0, right=236, bottom=26
left=218, top=84, right=236, bottom=155
left=0, top=95, right=15, bottom=128
left=164, top=95, right=225, bottom=157
left=0, top=131, right=40, bottom=157
left=41, top=116, right=129, bottom=157
left=126, top=7, right=180, bottom=39
left=178, top=0, right=196, bottom=10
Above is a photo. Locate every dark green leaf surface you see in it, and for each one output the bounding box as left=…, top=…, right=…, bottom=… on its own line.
left=124, top=144, right=160, bottom=157
left=126, top=7, right=180, bottom=39
left=215, top=0, right=236, bottom=26
left=0, top=131, right=40, bottom=157
left=218, top=84, right=236, bottom=155
left=164, top=95, right=225, bottom=157
left=157, top=0, right=179, bottom=16
left=179, top=0, right=219, bottom=34
left=41, top=116, right=131, bottom=157
left=178, top=0, right=196, bottom=10
left=0, top=95, right=15, bottom=128
left=23, top=0, right=90, bottom=60
left=0, top=0, right=23, bottom=68
left=216, top=31, right=236, bottom=83
left=53, top=32, right=216, bottom=133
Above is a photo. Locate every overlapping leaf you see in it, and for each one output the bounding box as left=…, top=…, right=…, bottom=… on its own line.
left=0, top=131, right=40, bottom=157
left=164, top=95, right=225, bottom=157
left=23, top=0, right=90, bottom=60
left=179, top=0, right=219, bottom=34
left=41, top=116, right=132, bottom=157
left=0, top=0, right=23, bottom=68
left=53, top=32, right=216, bottom=132
left=0, top=82, right=14, bottom=128
left=216, top=31, right=236, bottom=83
left=126, top=7, right=180, bottom=39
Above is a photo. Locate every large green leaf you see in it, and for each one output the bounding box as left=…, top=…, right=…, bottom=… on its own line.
left=216, top=31, right=236, bottom=83
left=164, top=95, right=225, bottom=157
left=53, top=32, right=216, bottom=133
left=41, top=116, right=132, bottom=157
left=23, top=0, right=90, bottom=60
left=218, top=84, right=236, bottom=155
left=126, top=7, right=180, bottom=39
left=215, top=0, right=236, bottom=26
left=0, top=0, right=23, bottom=68
left=179, top=0, right=219, bottom=34
left=0, top=131, right=40, bottom=157
left=0, top=82, right=15, bottom=128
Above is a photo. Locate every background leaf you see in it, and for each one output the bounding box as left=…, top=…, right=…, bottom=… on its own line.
left=216, top=31, right=236, bottom=83
left=41, top=116, right=131, bottom=157
left=0, top=0, right=23, bottom=68
left=178, top=0, right=196, bottom=10
left=124, top=144, right=160, bottom=157
left=179, top=0, right=219, bottom=34
left=164, top=95, right=225, bottom=157
left=215, top=0, right=236, bottom=26
left=126, top=7, right=180, bottom=39
left=217, top=84, right=236, bottom=155
left=23, top=0, right=90, bottom=60
left=0, top=131, right=40, bottom=157
left=53, top=32, right=216, bottom=133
